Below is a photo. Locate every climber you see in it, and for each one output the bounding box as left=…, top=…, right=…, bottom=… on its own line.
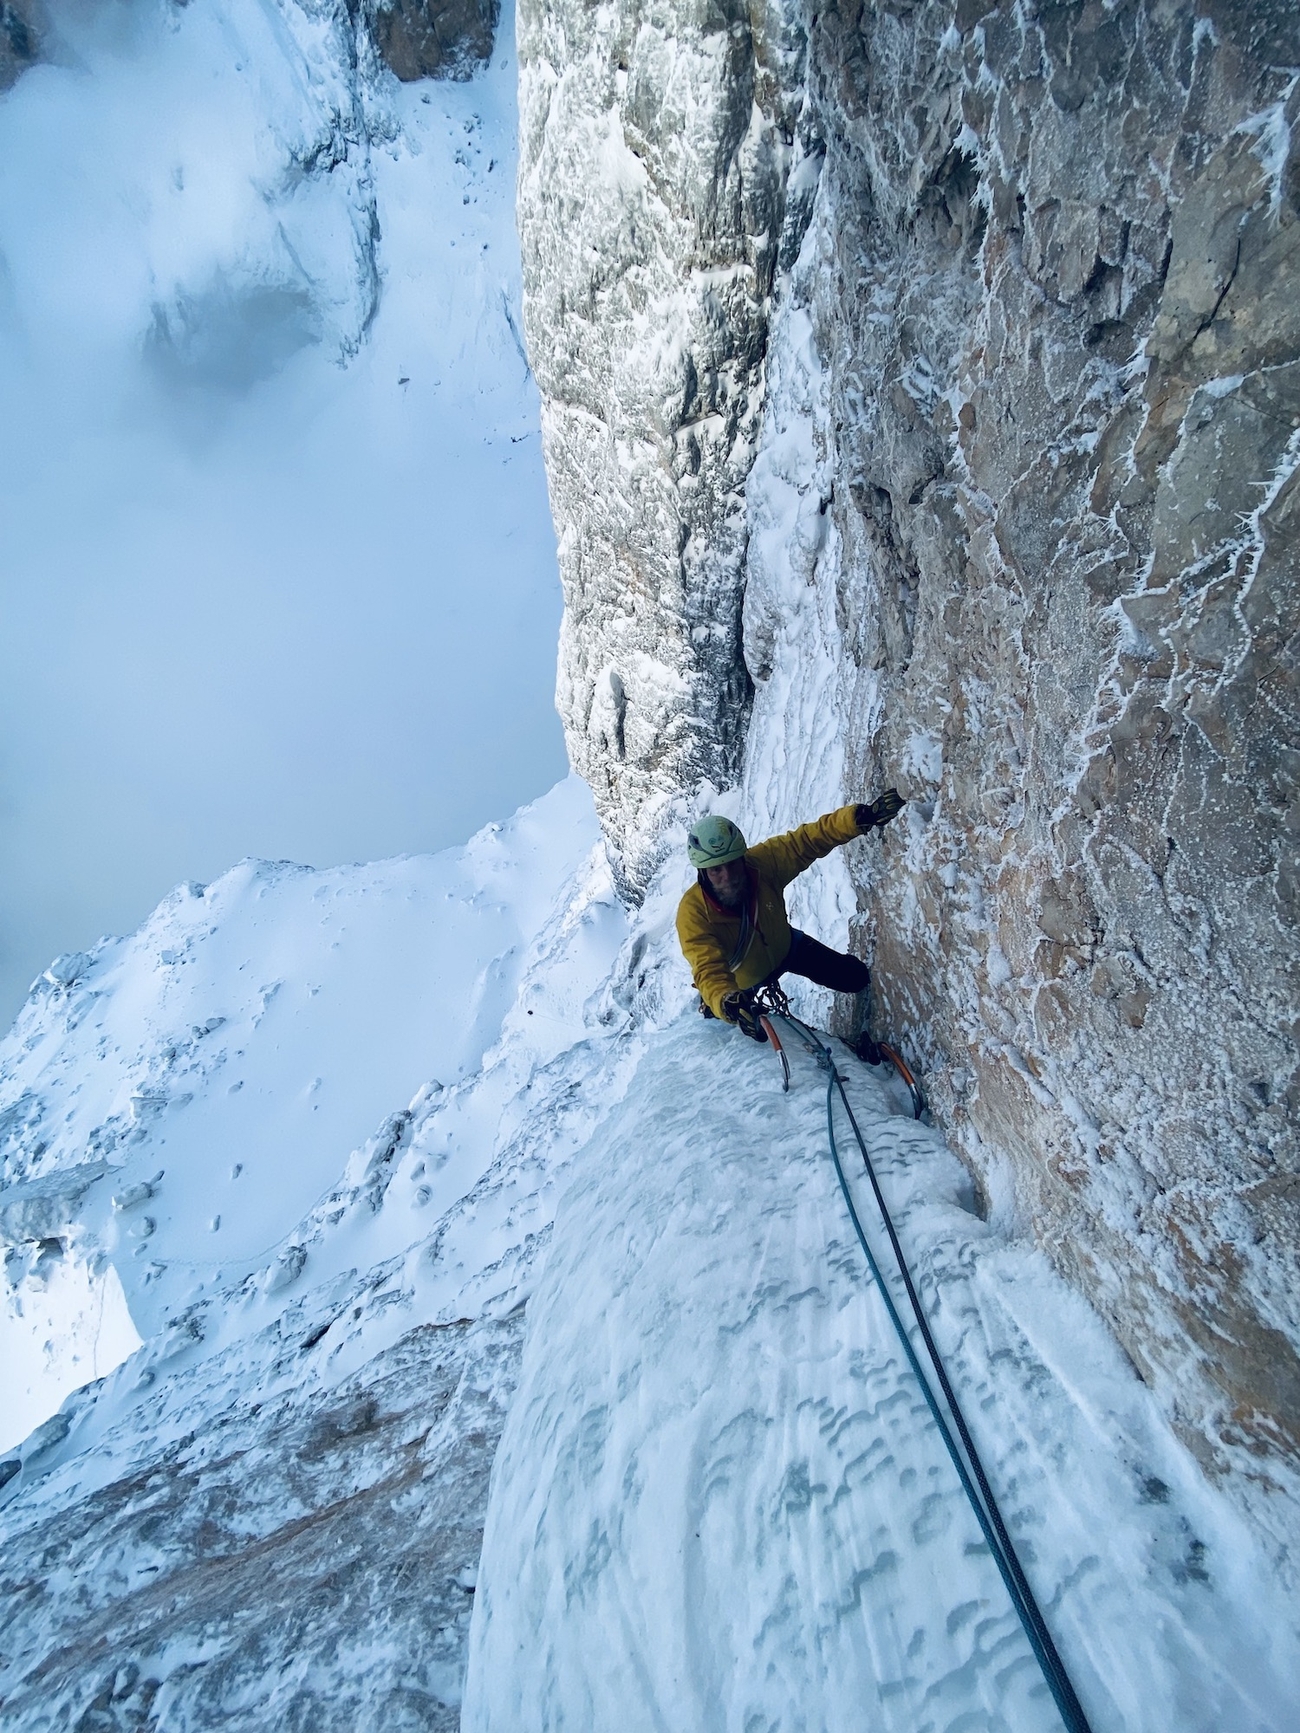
left=676, top=794, right=905, bottom=1062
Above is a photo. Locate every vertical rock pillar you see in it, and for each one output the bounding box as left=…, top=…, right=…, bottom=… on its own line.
left=516, top=0, right=815, bottom=896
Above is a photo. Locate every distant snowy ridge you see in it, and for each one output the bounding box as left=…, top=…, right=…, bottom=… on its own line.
left=0, top=778, right=638, bottom=1729
left=0, top=777, right=617, bottom=1455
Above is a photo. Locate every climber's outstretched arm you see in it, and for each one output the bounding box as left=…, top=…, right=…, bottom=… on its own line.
left=748, top=793, right=904, bottom=891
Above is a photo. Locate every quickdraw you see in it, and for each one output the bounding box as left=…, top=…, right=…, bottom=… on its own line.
left=877, top=1040, right=924, bottom=1120
left=749, top=982, right=792, bottom=1092
left=750, top=983, right=924, bottom=1121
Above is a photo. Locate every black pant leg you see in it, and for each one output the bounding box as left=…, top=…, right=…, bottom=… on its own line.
left=780, top=930, right=870, bottom=995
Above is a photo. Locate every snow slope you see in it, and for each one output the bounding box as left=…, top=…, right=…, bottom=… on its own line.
left=1, top=794, right=1298, bottom=1726
left=0, top=776, right=614, bottom=1452
left=462, top=1015, right=1300, bottom=1733
left=0, top=778, right=635, bottom=1728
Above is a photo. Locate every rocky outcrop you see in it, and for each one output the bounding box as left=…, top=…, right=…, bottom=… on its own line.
left=520, top=0, right=1300, bottom=1518
left=0, top=1306, right=522, bottom=1731
left=0, top=0, right=40, bottom=90
left=363, top=0, right=499, bottom=81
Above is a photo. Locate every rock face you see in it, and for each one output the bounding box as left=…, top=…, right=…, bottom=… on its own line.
left=0, top=0, right=40, bottom=90
left=520, top=0, right=1300, bottom=1513
left=516, top=0, right=822, bottom=894
left=363, top=0, right=499, bottom=81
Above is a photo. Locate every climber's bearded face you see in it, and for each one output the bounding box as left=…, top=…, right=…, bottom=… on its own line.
left=705, top=858, right=748, bottom=908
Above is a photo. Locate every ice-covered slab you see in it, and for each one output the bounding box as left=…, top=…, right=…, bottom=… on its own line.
left=465, top=1018, right=1300, bottom=1732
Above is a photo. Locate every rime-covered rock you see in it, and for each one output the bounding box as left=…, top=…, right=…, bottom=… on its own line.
left=516, top=0, right=820, bottom=895
left=522, top=0, right=1300, bottom=1507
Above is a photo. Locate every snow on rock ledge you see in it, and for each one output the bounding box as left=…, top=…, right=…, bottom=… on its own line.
left=463, top=1017, right=1300, bottom=1730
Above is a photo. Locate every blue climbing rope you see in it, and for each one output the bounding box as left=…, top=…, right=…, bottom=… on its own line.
left=778, top=1008, right=1095, bottom=1733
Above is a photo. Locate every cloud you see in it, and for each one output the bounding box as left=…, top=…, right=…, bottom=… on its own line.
left=0, top=0, right=565, bottom=1023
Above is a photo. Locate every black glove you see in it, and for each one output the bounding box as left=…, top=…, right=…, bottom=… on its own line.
left=855, top=789, right=905, bottom=831
left=722, top=989, right=768, bottom=1043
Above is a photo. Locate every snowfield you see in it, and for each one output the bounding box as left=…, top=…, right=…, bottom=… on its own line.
left=2, top=781, right=1297, bottom=1728
left=0, top=776, right=611, bottom=1451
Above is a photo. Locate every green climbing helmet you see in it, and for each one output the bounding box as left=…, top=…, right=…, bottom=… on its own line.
left=687, top=815, right=748, bottom=870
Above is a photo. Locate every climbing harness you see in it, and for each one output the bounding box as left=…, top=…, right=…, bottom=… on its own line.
left=762, top=1003, right=1095, bottom=1733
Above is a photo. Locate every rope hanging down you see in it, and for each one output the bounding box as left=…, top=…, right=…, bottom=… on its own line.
left=767, top=1001, right=1095, bottom=1733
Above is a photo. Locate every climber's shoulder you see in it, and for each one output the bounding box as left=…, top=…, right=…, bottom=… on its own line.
left=676, top=879, right=710, bottom=933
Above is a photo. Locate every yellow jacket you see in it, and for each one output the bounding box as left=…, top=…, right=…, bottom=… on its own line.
left=676, top=805, right=866, bottom=1018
